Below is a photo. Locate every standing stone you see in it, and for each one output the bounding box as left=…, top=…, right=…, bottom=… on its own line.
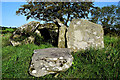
left=54, top=18, right=67, bottom=48
left=29, top=48, right=73, bottom=77
left=67, top=19, right=104, bottom=52
left=58, top=26, right=67, bottom=48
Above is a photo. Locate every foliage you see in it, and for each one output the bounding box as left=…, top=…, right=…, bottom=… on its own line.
left=90, top=5, right=118, bottom=27
left=1, top=33, right=12, bottom=47
left=16, top=2, right=95, bottom=27
left=90, top=5, right=120, bottom=35
left=2, top=33, right=120, bottom=78
left=117, top=1, right=120, bottom=17
left=0, top=28, right=15, bottom=34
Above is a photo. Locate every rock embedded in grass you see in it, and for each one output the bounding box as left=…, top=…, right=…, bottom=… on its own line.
left=29, top=48, right=73, bottom=77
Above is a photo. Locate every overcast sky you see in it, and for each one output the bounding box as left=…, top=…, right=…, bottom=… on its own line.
left=1, top=2, right=119, bottom=27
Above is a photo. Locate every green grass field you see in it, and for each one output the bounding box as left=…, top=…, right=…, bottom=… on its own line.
left=0, top=28, right=15, bottom=34
left=1, top=33, right=120, bottom=78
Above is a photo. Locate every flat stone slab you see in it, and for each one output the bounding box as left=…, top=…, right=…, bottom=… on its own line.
left=29, top=48, right=73, bottom=77
left=67, top=19, right=104, bottom=52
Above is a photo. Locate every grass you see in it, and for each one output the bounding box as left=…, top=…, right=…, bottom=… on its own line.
left=1, top=33, right=120, bottom=79
left=2, top=43, right=53, bottom=78
left=0, top=28, right=15, bottom=34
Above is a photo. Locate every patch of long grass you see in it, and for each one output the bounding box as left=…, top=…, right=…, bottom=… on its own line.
left=2, top=43, right=54, bottom=78
left=2, top=33, right=120, bottom=78
left=58, top=36, right=120, bottom=78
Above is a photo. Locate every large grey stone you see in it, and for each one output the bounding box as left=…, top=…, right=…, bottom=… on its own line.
left=10, top=21, right=40, bottom=46
left=67, top=19, right=104, bottom=52
left=10, top=21, right=58, bottom=46
left=29, top=48, right=73, bottom=77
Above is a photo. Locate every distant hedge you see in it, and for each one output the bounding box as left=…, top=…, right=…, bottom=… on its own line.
left=0, top=27, right=16, bottom=34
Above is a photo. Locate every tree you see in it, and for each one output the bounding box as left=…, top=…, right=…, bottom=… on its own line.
left=16, top=1, right=95, bottom=27
left=90, top=5, right=119, bottom=35
left=16, top=1, right=96, bottom=46
left=117, top=1, right=120, bottom=17
left=115, top=1, right=120, bottom=29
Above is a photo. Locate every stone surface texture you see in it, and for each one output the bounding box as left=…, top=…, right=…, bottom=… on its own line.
left=29, top=48, right=73, bottom=77
left=67, top=19, right=104, bottom=52
left=54, top=19, right=67, bottom=48
left=10, top=21, right=58, bottom=46
left=15, top=21, right=40, bottom=33
left=10, top=21, right=40, bottom=46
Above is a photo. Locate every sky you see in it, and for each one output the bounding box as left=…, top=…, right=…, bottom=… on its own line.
left=0, top=1, right=119, bottom=28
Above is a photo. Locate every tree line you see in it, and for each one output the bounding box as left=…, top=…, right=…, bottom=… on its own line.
left=16, top=1, right=120, bottom=35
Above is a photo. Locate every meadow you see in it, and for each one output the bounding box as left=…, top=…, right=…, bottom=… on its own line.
left=1, top=31, right=120, bottom=79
